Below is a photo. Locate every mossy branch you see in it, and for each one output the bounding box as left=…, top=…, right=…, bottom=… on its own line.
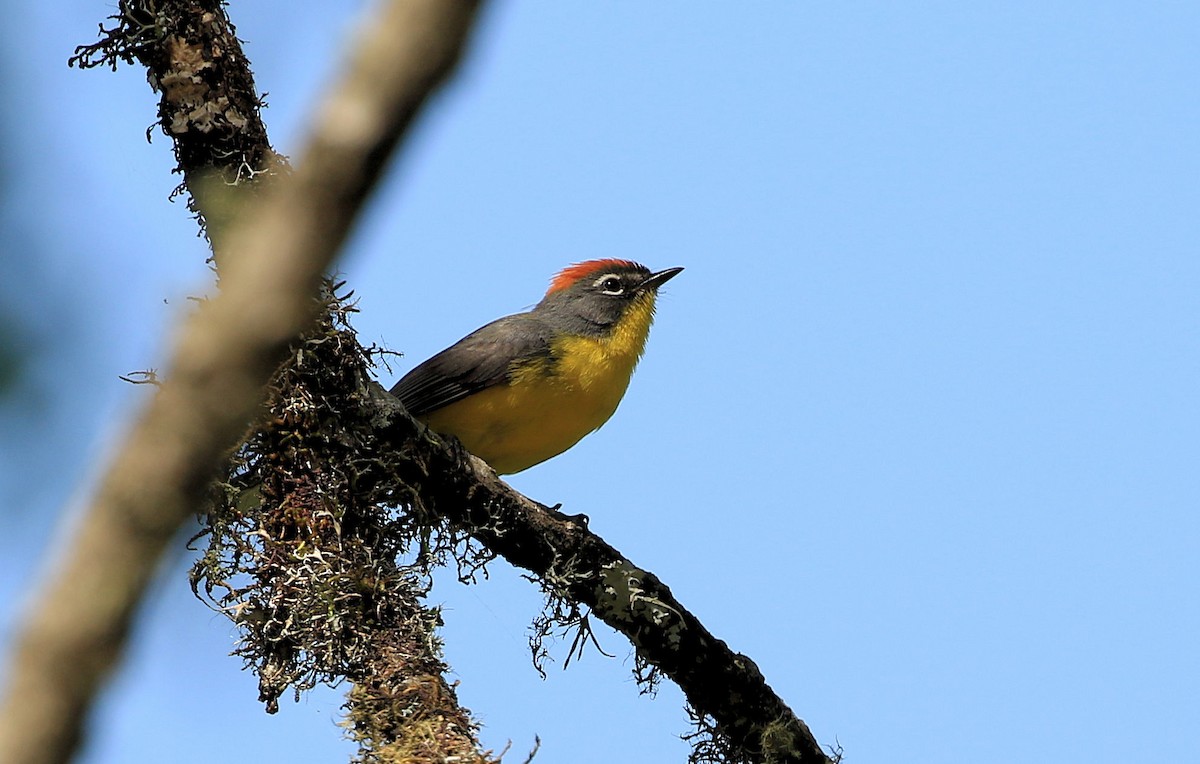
left=69, top=0, right=285, bottom=244
left=194, top=291, right=496, bottom=761
left=362, top=389, right=836, bottom=764
left=0, top=3, right=484, bottom=764
left=200, top=287, right=835, bottom=763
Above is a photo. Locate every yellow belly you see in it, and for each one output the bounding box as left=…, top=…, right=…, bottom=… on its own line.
left=422, top=297, right=656, bottom=474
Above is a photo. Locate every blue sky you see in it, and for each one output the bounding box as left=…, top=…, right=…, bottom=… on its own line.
left=2, top=2, right=1198, bottom=762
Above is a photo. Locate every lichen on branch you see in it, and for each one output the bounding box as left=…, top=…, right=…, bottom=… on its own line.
left=192, top=284, right=495, bottom=762
left=70, top=0, right=285, bottom=235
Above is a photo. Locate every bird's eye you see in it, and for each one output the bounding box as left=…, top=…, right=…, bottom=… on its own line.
left=597, top=275, right=624, bottom=295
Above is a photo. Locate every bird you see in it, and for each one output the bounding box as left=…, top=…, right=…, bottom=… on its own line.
left=390, top=259, right=683, bottom=474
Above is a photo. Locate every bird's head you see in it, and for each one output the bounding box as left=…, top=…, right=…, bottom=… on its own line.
left=535, top=259, right=683, bottom=335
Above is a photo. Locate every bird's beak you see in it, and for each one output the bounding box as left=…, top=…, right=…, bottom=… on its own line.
left=640, top=266, right=684, bottom=292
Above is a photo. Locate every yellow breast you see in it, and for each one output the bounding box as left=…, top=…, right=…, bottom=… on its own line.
left=421, top=294, right=658, bottom=474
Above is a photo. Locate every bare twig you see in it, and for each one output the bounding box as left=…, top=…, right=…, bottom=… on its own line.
left=0, top=3, right=482, bottom=764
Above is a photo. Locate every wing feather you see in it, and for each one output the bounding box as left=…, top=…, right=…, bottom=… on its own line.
left=389, top=313, right=554, bottom=417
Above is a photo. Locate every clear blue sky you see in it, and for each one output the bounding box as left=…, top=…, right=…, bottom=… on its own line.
left=2, top=2, right=1197, bottom=762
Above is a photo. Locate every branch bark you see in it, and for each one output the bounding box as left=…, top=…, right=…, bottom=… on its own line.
left=0, top=3, right=482, bottom=763
left=364, top=385, right=835, bottom=764
left=69, top=0, right=284, bottom=243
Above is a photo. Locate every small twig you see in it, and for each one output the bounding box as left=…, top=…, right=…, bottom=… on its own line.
left=118, top=370, right=161, bottom=386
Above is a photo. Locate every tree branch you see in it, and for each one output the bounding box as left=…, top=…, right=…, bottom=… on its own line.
left=362, top=384, right=835, bottom=764
left=0, top=3, right=482, bottom=764
left=69, top=0, right=284, bottom=242
left=195, top=295, right=834, bottom=764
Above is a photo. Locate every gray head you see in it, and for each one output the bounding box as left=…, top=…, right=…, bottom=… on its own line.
left=533, top=259, right=683, bottom=335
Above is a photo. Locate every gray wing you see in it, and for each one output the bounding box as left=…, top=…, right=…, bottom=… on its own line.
left=389, top=313, right=554, bottom=417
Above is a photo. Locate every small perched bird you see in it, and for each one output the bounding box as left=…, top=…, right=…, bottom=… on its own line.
left=390, top=259, right=683, bottom=474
